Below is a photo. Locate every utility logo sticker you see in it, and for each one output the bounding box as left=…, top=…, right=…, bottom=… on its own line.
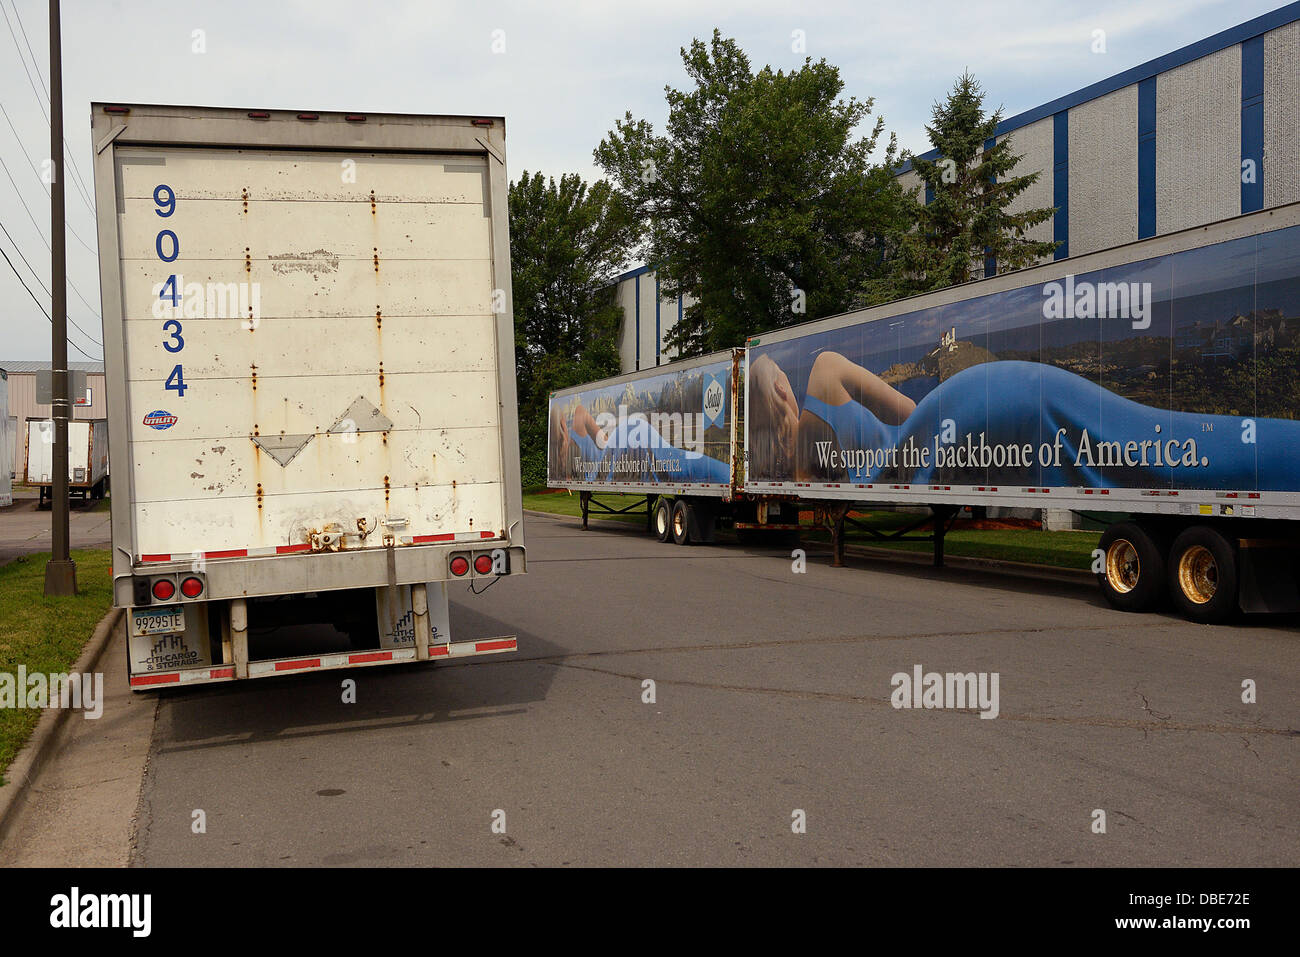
left=143, top=410, right=178, bottom=430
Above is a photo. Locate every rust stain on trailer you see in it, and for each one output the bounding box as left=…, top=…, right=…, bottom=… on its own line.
left=241, top=187, right=248, bottom=214
left=369, top=189, right=376, bottom=215
left=373, top=247, right=380, bottom=274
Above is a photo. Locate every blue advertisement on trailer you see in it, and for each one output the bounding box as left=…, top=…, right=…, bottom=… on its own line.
left=548, top=357, right=734, bottom=486
left=746, top=225, right=1300, bottom=494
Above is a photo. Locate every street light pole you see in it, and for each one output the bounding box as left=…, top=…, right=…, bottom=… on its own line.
left=44, top=0, right=76, bottom=596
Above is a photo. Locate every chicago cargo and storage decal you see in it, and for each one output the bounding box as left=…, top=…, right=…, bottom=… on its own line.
left=746, top=225, right=1300, bottom=493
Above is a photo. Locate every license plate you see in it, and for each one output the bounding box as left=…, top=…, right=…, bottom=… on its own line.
left=131, top=605, right=186, bottom=637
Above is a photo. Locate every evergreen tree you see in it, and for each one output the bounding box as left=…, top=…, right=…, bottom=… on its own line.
left=866, top=71, right=1058, bottom=303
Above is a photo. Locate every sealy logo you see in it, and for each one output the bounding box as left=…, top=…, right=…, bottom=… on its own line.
left=703, top=376, right=724, bottom=427
left=143, top=410, right=177, bottom=430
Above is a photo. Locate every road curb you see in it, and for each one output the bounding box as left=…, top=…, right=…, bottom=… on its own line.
left=0, top=606, right=123, bottom=849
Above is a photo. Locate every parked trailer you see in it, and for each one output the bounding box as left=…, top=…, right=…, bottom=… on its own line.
left=551, top=202, right=1300, bottom=624
left=547, top=349, right=799, bottom=542
left=91, top=103, right=525, bottom=689
left=0, top=370, right=11, bottom=507
left=23, top=417, right=109, bottom=507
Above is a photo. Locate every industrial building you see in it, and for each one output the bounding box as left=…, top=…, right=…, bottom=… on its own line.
left=612, top=2, right=1300, bottom=373
left=0, top=360, right=106, bottom=477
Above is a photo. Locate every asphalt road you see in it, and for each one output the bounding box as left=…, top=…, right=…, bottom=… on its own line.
left=0, top=494, right=112, bottom=565
left=128, top=512, right=1298, bottom=866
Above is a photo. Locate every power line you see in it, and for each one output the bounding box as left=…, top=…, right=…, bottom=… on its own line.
left=12, top=0, right=97, bottom=215
left=0, top=216, right=49, bottom=296
left=1, top=2, right=46, bottom=124
left=0, top=241, right=102, bottom=361
left=0, top=216, right=102, bottom=349
left=0, top=109, right=97, bottom=254
left=2, top=1, right=96, bottom=216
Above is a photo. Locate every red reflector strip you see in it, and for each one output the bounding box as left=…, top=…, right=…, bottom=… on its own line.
left=275, top=658, right=321, bottom=671
left=348, top=652, right=392, bottom=665
left=475, top=639, right=516, bottom=653
left=131, top=673, right=180, bottom=686
left=206, top=548, right=248, bottom=559
left=140, top=554, right=170, bottom=563
left=276, top=543, right=311, bottom=554
left=429, top=646, right=450, bottom=657
left=209, top=668, right=235, bottom=680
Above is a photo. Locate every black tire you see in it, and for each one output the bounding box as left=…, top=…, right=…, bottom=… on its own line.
left=654, top=499, right=672, bottom=542
left=1167, top=526, right=1238, bottom=624
left=1096, top=522, right=1165, bottom=612
left=671, top=499, right=692, bottom=545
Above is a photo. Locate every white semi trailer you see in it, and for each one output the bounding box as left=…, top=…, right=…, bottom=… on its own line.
left=91, top=103, right=525, bottom=688
left=0, top=369, right=11, bottom=507
left=23, top=417, right=109, bottom=506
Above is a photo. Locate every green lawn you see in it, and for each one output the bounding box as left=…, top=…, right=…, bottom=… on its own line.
left=0, top=550, right=113, bottom=786
left=524, top=492, right=1100, bottom=570
left=523, top=491, right=648, bottom=525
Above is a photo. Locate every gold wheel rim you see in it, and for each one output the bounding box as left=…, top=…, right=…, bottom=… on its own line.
left=1105, top=539, right=1140, bottom=594
left=1178, top=545, right=1218, bottom=604
left=673, top=509, right=686, bottom=538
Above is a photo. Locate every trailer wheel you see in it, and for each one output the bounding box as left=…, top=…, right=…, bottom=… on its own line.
left=1168, top=526, right=1238, bottom=624
left=654, top=499, right=673, bottom=542
left=671, top=499, right=692, bottom=545
left=1096, top=522, right=1164, bottom=612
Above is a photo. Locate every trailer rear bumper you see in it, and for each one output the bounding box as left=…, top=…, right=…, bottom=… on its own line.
left=128, top=637, right=517, bottom=691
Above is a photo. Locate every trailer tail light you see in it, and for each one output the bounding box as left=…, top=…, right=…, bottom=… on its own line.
left=344, top=114, right=366, bottom=122
left=152, top=579, right=176, bottom=601
left=102, top=105, right=130, bottom=114
left=297, top=113, right=319, bottom=121
left=471, top=118, right=494, bottom=127
left=449, top=556, right=470, bottom=577
left=247, top=111, right=270, bottom=119
left=473, top=554, right=494, bottom=575
left=180, top=576, right=204, bottom=599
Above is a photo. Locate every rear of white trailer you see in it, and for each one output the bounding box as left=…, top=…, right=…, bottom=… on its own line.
left=0, top=370, right=11, bottom=507
left=91, top=104, right=525, bottom=689
left=23, top=417, right=108, bottom=506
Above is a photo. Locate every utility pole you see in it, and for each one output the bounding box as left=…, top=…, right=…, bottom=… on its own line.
left=44, top=0, right=76, bottom=596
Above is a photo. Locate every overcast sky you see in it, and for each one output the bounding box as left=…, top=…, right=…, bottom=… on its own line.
left=0, top=0, right=1286, bottom=362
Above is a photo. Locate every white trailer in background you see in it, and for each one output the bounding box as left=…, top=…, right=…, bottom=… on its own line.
left=0, top=370, right=11, bottom=507
left=91, top=103, right=525, bottom=689
left=23, top=417, right=109, bottom=506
